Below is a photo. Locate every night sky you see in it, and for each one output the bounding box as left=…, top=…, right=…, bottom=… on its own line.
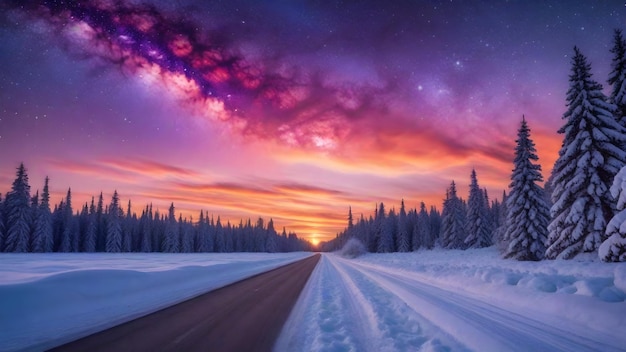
left=1, top=0, right=625, bottom=243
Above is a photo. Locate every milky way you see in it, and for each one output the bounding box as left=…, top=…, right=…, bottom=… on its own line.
left=1, top=1, right=625, bottom=240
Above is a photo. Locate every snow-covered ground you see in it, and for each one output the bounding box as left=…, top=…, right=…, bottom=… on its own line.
left=276, top=248, right=626, bottom=352
left=0, top=252, right=311, bottom=351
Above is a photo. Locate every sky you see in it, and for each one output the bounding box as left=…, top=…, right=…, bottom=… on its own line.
left=1, top=0, right=625, bottom=243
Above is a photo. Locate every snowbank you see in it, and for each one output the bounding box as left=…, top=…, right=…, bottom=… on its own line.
left=278, top=249, right=626, bottom=351
left=0, top=252, right=311, bottom=351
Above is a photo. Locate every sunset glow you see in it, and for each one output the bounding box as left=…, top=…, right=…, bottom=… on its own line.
left=1, top=0, right=623, bottom=242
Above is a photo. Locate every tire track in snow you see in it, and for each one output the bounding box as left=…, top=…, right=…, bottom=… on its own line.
left=328, top=255, right=468, bottom=352
left=338, top=257, right=624, bottom=352
left=275, top=255, right=375, bottom=352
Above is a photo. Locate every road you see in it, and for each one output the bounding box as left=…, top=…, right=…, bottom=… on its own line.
left=51, top=253, right=320, bottom=352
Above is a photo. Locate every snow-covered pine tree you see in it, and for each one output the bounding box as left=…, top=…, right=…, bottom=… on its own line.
left=180, top=217, right=194, bottom=253
left=547, top=47, right=626, bottom=259
left=397, top=200, right=411, bottom=252
left=82, top=204, right=97, bottom=252
left=0, top=193, right=4, bottom=251
left=32, top=177, right=53, bottom=252
left=440, top=181, right=466, bottom=249
left=367, top=202, right=385, bottom=253
left=139, top=205, right=152, bottom=252
left=609, top=29, right=626, bottom=128
left=465, top=169, right=492, bottom=248
left=265, top=218, right=278, bottom=253
left=599, top=165, right=626, bottom=261
left=503, top=117, right=551, bottom=260
left=416, top=202, right=433, bottom=250
left=4, top=163, right=32, bottom=252
left=377, top=203, right=394, bottom=252
left=429, top=206, right=441, bottom=244
left=162, top=203, right=179, bottom=252
left=106, top=191, right=123, bottom=252
left=215, top=217, right=225, bottom=252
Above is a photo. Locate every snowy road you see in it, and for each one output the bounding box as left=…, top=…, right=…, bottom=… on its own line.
left=276, top=254, right=624, bottom=352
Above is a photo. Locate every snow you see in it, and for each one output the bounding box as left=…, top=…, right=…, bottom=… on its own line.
left=277, top=248, right=626, bottom=352
left=3, top=249, right=625, bottom=352
left=0, top=252, right=311, bottom=351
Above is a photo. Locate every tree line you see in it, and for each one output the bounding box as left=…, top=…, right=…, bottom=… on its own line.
left=0, top=166, right=312, bottom=253
left=322, top=29, right=626, bottom=262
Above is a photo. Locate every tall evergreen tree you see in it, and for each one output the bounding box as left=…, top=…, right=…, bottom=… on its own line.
left=0, top=193, right=4, bottom=251
left=547, top=47, right=626, bottom=259
left=266, top=218, right=278, bottom=253
left=397, top=200, right=411, bottom=252
left=416, top=202, right=433, bottom=250
left=503, top=117, right=550, bottom=260
left=4, top=163, right=32, bottom=252
left=609, top=29, right=626, bottom=128
left=600, top=165, right=626, bottom=261
left=162, top=203, right=179, bottom=253
left=465, top=169, right=492, bottom=248
left=376, top=203, right=394, bottom=252
left=440, top=181, right=466, bottom=249
left=106, top=191, right=123, bottom=252
left=32, top=177, right=53, bottom=252
left=429, top=206, right=441, bottom=244
left=82, top=201, right=97, bottom=253
left=139, top=206, right=153, bottom=252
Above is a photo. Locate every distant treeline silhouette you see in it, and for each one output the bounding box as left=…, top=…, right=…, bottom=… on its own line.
left=0, top=163, right=312, bottom=253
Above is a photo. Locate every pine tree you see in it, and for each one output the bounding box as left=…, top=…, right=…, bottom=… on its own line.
left=609, top=29, right=626, bottom=128
left=139, top=206, right=152, bottom=252
left=429, top=206, right=441, bottom=244
left=4, top=163, right=32, bottom=252
left=32, top=177, right=54, bottom=252
left=376, top=203, right=393, bottom=252
left=64, top=188, right=79, bottom=252
left=547, top=47, right=626, bottom=259
left=162, top=203, right=179, bottom=252
left=418, top=202, right=434, bottom=249
left=83, top=207, right=97, bottom=252
left=440, top=181, right=466, bottom=249
left=599, top=165, right=626, bottom=261
left=397, top=200, right=411, bottom=252
left=180, top=217, right=194, bottom=253
left=465, top=169, right=492, bottom=248
left=0, top=193, right=5, bottom=251
left=106, top=191, right=123, bottom=252
left=215, top=217, right=225, bottom=252
left=265, top=218, right=278, bottom=253
left=503, top=117, right=551, bottom=260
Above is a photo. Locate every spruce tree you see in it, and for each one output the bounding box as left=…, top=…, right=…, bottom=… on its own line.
left=397, top=200, right=411, bottom=252
left=547, top=47, right=626, bottom=259
left=265, top=219, right=278, bottom=253
left=465, top=169, right=492, bottom=248
left=416, top=202, right=433, bottom=249
left=162, top=203, right=179, bottom=252
left=609, top=29, right=626, bottom=128
left=376, top=203, right=394, bottom=252
left=599, top=165, right=626, bottom=261
left=4, top=163, right=32, bottom=252
left=0, top=193, right=5, bottom=251
left=503, top=117, right=550, bottom=260
left=32, top=177, right=54, bottom=252
left=139, top=206, right=153, bottom=252
left=106, top=191, right=123, bottom=252
left=440, top=181, right=466, bottom=249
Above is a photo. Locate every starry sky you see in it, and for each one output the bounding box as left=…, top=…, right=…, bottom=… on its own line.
left=1, top=0, right=625, bottom=243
